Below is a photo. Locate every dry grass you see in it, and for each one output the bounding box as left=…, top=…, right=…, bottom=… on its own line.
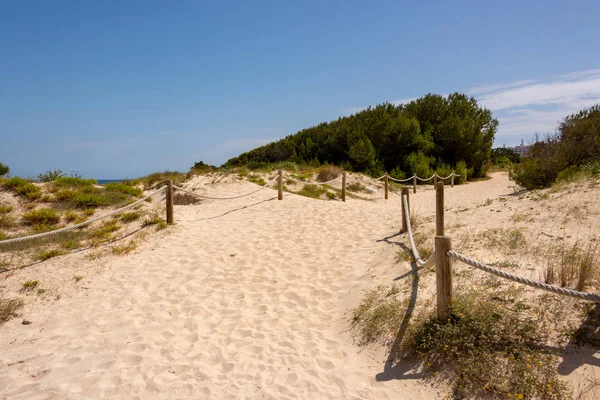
left=36, top=249, right=66, bottom=261
left=0, top=298, right=24, bottom=325
left=543, top=240, right=600, bottom=291
left=317, top=165, right=342, bottom=182
left=20, top=280, right=39, bottom=292
left=112, top=240, right=137, bottom=255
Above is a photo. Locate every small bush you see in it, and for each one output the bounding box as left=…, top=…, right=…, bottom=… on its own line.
left=248, top=176, right=266, bottom=186
left=3, top=177, right=42, bottom=200
left=22, top=208, right=60, bottom=226
left=297, top=185, right=327, bottom=199
left=454, top=160, right=468, bottom=184
left=435, top=163, right=453, bottom=181
left=0, top=214, right=15, bottom=228
left=71, top=192, right=111, bottom=208
left=389, top=167, right=406, bottom=180
left=37, top=169, right=65, bottom=182
left=36, top=249, right=66, bottom=261
left=64, top=210, right=79, bottom=223
left=326, top=191, right=336, bottom=200
left=0, top=230, right=7, bottom=240
left=118, top=211, right=141, bottom=223
left=400, top=288, right=570, bottom=399
left=0, top=162, right=9, bottom=177
left=351, top=284, right=404, bottom=345
left=406, top=152, right=434, bottom=182
left=0, top=205, right=13, bottom=214
left=155, top=220, right=168, bottom=231
left=103, top=183, right=142, bottom=196
left=54, top=176, right=97, bottom=187
left=0, top=298, right=24, bottom=325
left=347, top=182, right=367, bottom=193
left=90, top=221, right=120, bottom=246
left=317, top=165, right=342, bottom=182
left=141, top=216, right=164, bottom=227
left=21, top=280, right=40, bottom=291
left=53, top=189, right=76, bottom=201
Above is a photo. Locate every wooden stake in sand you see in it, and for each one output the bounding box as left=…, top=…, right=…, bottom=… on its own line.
left=401, top=187, right=410, bottom=233
left=278, top=170, right=283, bottom=200
left=413, top=175, right=417, bottom=194
left=434, top=172, right=438, bottom=186
left=342, top=172, right=346, bottom=202
left=384, top=173, right=388, bottom=200
left=451, top=172, right=454, bottom=188
left=435, top=236, right=452, bottom=322
left=166, top=180, right=174, bottom=224
left=436, top=182, right=444, bottom=236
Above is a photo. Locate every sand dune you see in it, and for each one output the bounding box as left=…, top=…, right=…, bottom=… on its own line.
left=1, top=172, right=598, bottom=399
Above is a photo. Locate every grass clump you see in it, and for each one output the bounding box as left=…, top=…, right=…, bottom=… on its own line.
left=351, top=284, right=404, bottom=345
left=0, top=205, right=13, bottom=214
left=297, top=185, right=327, bottom=199
left=0, top=214, right=15, bottom=228
left=544, top=240, right=599, bottom=291
left=400, top=288, right=569, bottom=399
left=36, top=249, right=66, bottom=261
left=53, top=176, right=97, bottom=187
left=103, top=182, right=142, bottom=196
left=22, top=208, right=60, bottom=226
left=480, top=228, right=527, bottom=254
left=142, top=216, right=164, bottom=227
left=347, top=182, right=367, bottom=193
left=248, top=175, right=267, bottom=186
left=317, top=164, right=342, bottom=182
left=3, top=177, right=42, bottom=200
left=21, top=280, right=40, bottom=292
left=117, top=211, right=141, bottom=223
left=0, top=298, right=24, bottom=325
left=112, top=240, right=137, bottom=255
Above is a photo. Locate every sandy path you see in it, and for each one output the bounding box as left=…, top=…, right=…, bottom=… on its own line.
left=0, top=174, right=513, bottom=399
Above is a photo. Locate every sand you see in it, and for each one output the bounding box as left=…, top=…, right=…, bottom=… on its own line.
left=1, top=172, right=599, bottom=399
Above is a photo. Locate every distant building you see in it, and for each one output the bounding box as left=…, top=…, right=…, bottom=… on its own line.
left=506, top=139, right=530, bottom=157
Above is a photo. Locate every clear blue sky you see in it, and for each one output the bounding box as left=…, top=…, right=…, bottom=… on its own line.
left=2, top=1, right=599, bottom=178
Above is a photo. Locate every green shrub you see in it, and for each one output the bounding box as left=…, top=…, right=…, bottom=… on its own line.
left=21, top=280, right=39, bottom=291
left=248, top=175, right=267, bottom=186
left=133, top=171, right=187, bottom=190
left=400, top=288, right=569, bottom=399
left=118, top=211, right=141, bottom=223
left=389, top=167, right=406, bottom=180
left=0, top=205, right=13, bottom=214
left=435, top=163, right=453, bottom=181
left=0, top=230, right=7, bottom=240
left=406, top=152, right=434, bottom=182
left=112, top=240, right=137, bottom=255
left=22, top=208, right=60, bottom=226
left=0, top=214, right=15, bottom=228
left=141, top=216, right=165, bottom=227
left=454, top=160, right=468, bottom=184
left=347, top=182, right=367, bottom=193
left=53, top=189, right=76, bottom=201
left=54, top=176, right=97, bottom=187
left=37, top=169, right=65, bottom=182
left=103, top=183, right=142, bottom=196
left=71, top=192, right=111, bottom=208
left=297, top=185, right=327, bottom=199
left=3, top=177, right=42, bottom=200
left=326, top=191, right=336, bottom=200
left=0, top=162, right=9, bottom=177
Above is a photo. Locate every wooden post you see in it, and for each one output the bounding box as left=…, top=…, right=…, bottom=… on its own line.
left=278, top=170, right=283, bottom=200
left=435, top=236, right=453, bottom=322
left=384, top=173, right=388, bottom=200
left=465, top=170, right=468, bottom=182
left=436, top=182, right=444, bottom=236
left=451, top=172, right=455, bottom=188
left=434, top=172, right=438, bottom=186
left=166, top=180, right=174, bottom=224
left=400, top=187, right=410, bottom=233
left=413, top=175, right=417, bottom=194
left=342, top=172, right=346, bottom=202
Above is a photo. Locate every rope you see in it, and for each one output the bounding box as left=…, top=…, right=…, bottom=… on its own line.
left=285, top=174, right=343, bottom=186
left=0, top=187, right=166, bottom=245
left=437, top=173, right=454, bottom=180
left=375, top=175, right=386, bottom=181
left=173, top=175, right=278, bottom=200
left=447, top=250, right=600, bottom=302
left=388, top=175, right=416, bottom=183
left=416, top=174, right=436, bottom=182
left=402, top=194, right=434, bottom=267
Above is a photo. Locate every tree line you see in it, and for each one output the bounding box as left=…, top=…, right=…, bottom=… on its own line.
left=224, top=93, right=498, bottom=179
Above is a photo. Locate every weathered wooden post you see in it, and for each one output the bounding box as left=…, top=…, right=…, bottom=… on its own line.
left=434, top=172, right=438, bottom=186
left=413, top=174, right=417, bottom=194
left=278, top=170, right=283, bottom=200
left=436, top=182, right=444, bottom=236
left=451, top=172, right=455, bottom=188
left=400, top=187, right=410, bottom=233
left=342, top=172, right=346, bottom=202
left=166, top=180, right=174, bottom=224
left=384, top=173, right=388, bottom=200
left=435, top=236, right=453, bottom=322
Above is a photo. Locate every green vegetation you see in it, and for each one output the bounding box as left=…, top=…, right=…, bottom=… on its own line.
left=317, top=165, right=342, bottom=182
left=36, top=249, right=66, bottom=261
left=102, top=182, right=142, bottom=196
left=225, top=94, right=496, bottom=178
left=346, top=182, right=367, bottom=193
left=112, top=240, right=137, bottom=255
left=0, top=298, right=24, bottom=325
left=117, top=211, right=141, bottom=223
left=37, top=169, right=66, bottom=182
left=3, top=177, right=42, bottom=200
left=248, top=176, right=266, bottom=186
left=0, top=214, right=15, bottom=228
left=512, top=104, right=600, bottom=189
left=296, top=185, right=328, bottom=199
left=0, top=205, right=12, bottom=214
left=543, top=240, right=599, bottom=291
left=53, top=176, right=97, bottom=187
left=0, top=162, right=9, bottom=177
left=128, top=171, right=187, bottom=190
left=22, top=208, right=60, bottom=226
left=21, top=280, right=40, bottom=292
left=491, top=147, right=521, bottom=168
left=351, top=285, right=570, bottom=399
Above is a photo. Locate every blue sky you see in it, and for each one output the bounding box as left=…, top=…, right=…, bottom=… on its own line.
left=1, top=1, right=599, bottom=178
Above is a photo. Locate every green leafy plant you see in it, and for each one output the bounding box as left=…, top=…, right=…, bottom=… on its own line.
left=37, top=169, right=66, bottom=182
left=0, top=162, right=9, bottom=177
left=22, top=208, right=60, bottom=226
left=3, top=177, right=42, bottom=200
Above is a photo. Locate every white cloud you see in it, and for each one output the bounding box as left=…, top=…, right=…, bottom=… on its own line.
left=474, top=69, right=600, bottom=144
